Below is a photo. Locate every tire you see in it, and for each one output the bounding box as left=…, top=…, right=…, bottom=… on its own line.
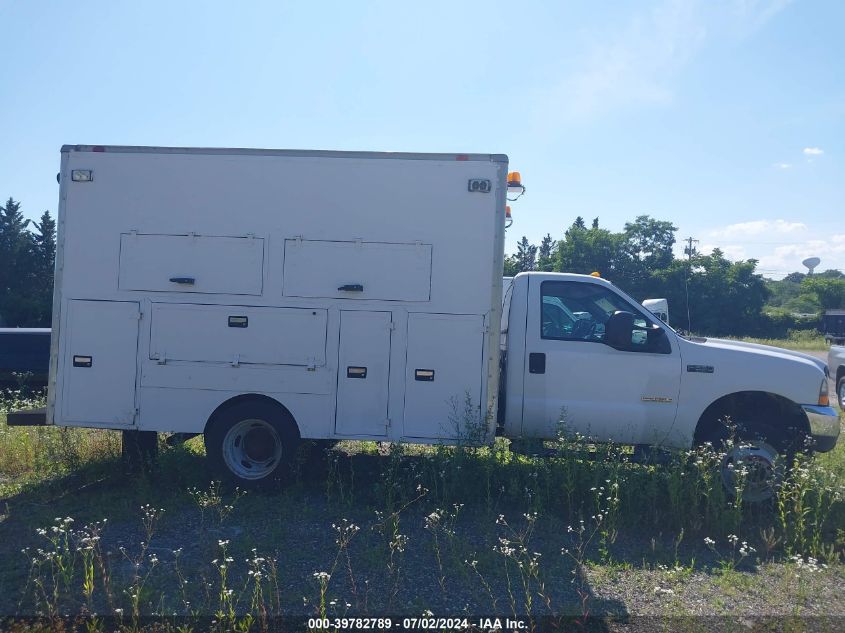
left=699, top=417, right=798, bottom=503
left=204, top=400, right=299, bottom=488
left=837, top=376, right=845, bottom=410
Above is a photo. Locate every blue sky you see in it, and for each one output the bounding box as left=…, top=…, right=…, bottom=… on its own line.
left=1, top=0, right=842, bottom=278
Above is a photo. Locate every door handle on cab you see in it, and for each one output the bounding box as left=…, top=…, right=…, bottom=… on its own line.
left=529, top=352, right=546, bottom=374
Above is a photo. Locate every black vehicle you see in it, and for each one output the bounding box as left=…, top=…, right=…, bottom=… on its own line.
left=823, top=309, right=845, bottom=345
left=0, top=328, right=51, bottom=388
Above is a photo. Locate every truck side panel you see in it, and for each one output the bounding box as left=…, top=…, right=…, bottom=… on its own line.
left=50, top=147, right=507, bottom=441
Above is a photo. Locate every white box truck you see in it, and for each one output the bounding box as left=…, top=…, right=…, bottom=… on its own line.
left=8, top=145, right=839, bottom=498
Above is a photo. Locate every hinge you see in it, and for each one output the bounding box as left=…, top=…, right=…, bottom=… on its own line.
left=385, top=418, right=391, bottom=429
left=387, top=321, right=396, bottom=331
left=231, top=354, right=240, bottom=367
left=306, top=357, right=317, bottom=372
left=156, top=350, right=167, bottom=365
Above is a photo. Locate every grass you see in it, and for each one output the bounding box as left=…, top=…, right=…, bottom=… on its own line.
left=1, top=388, right=844, bottom=630
left=725, top=330, right=828, bottom=351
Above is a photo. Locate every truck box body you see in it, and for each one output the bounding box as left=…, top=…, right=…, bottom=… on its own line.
left=49, top=146, right=507, bottom=442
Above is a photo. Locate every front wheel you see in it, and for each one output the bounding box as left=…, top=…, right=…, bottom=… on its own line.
left=204, top=400, right=299, bottom=488
left=699, top=416, right=799, bottom=503
left=719, top=438, right=783, bottom=503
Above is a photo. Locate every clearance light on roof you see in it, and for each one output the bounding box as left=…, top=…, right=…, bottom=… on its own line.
left=505, top=205, right=513, bottom=229
left=590, top=271, right=601, bottom=277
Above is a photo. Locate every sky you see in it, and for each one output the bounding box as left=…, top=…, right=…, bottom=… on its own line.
left=1, top=0, right=842, bottom=279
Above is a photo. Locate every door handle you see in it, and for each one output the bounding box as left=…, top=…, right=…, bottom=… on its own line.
left=338, top=284, right=364, bottom=292
left=169, top=277, right=195, bottom=285
left=529, top=352, right=546, bottom=374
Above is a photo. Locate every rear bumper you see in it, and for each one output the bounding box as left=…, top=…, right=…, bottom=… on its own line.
left=5, top=407, right=48, bottom=426
left=802, top=405, right=841, bottom=452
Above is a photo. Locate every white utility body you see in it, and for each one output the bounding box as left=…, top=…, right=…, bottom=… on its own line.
left=39, top=144, right=839, bottom=488
left=49, top=145, right=505, bottom=447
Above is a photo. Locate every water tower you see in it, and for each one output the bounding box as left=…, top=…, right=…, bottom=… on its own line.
left=802, top=256, right=821, bottom=275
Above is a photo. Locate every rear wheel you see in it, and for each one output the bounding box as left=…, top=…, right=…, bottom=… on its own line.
left=205, top=400, right=299, bottom=488
left=837, top=376, right=845, bottom=409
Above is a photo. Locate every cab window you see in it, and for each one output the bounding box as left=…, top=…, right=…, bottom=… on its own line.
left=540, top=280, right=651, bottom=343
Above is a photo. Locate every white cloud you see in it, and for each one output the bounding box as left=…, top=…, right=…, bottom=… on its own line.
left=803, top=147, right=824, bottom=156
left=709, top=219, right=807, bottom=238
left=755, top=239, right=845, bottom=277
left=558, top=1, right=705, bottom=118
left=699, top=243, right=747, bottom=260
left=544, top=0, right=791, bottom=120
left=730, top=0, right=795, bottom=34
left=773, top=162, right=791, bottom=169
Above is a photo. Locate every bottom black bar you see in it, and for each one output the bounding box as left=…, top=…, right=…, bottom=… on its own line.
left=5, top=407, right=48, bottom=426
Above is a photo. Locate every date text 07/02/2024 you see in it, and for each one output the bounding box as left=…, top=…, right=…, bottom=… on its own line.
left=306, top=616, right=528, bottom=630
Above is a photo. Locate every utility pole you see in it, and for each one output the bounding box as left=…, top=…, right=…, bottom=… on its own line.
left=684, top=236, right=699, bottom=260
left=684, top=237, right=698, bottom=333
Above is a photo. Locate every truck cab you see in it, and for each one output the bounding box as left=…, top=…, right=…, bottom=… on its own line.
left=500, top=272, right=839, bottom=494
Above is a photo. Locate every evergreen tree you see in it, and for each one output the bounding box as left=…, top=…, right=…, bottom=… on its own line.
left=0, top=199, right=56, bottom=326
left=513, top=236, right=537, bottom=272
left=537, top=234, right=556, bottom=271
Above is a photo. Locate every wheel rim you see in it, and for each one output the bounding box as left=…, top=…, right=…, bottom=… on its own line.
left=838, top=381, right=845, bottom=409
left=222, top=419, right=283, bottom=480
left=720, top=440, right=781, bottom=502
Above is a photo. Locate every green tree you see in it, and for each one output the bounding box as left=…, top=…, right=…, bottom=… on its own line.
left=512, top=236, right=537, bottom=273
left=802, top=277, right=845, bottom=310
left=537, top=233, right=556, bottom=272
left=0, top=198, right=33, bottom=325
left=818, top=269, right=845, bottom=279
left=556, top=219, right=623, bottom=278
left=623, top=215, right=677, bottom=270
left=30, top=211, right=56, bottom=324
left=0, top=199, right=55, bottom=326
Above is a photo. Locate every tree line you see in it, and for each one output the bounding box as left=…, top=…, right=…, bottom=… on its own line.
left=0, top=198, right=55, bottom=327
left=504, top=215, right=842, bottom=337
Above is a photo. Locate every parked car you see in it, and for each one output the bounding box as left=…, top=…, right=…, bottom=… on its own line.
left=823, top=309, right=845, bottom=345
left=0, top=328, right=51, bottom=388
left=828, top=345, right=845, bottom=409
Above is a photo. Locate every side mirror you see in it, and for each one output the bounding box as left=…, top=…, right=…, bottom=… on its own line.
left=605, top=311, right=635, bottom=349
left=605, top=311, right=671, bottom=353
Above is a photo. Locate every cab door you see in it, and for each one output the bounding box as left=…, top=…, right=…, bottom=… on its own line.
left=520, top=277, right=681, bottom=444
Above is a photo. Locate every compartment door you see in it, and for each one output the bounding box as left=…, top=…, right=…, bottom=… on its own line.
left=119, top=233, right=264, bottom=295
left=335, top=311, right=392, bottom=436
left=403, top=313, right=484, bottom=440
left=283, top=240, right=432, bottom=301
left=62, top=300, right=140, bottom=427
